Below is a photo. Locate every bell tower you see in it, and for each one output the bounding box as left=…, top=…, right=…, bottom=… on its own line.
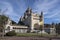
left=24, top=7, right=32, bottom=19
left=23, top=7, right=33, bottom=27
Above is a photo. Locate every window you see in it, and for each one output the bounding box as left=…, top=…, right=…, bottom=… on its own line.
left=7, top=26, right=10, bottom=30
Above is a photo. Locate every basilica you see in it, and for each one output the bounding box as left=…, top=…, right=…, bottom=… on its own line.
left=5, top=7, right=56, bottom=34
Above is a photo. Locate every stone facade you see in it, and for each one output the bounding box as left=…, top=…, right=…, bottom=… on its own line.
left=5, top=7, right=56, bottom=34
left=5, top=19, right=28, bottom=33
left=20, top=7, right=44, bottom=32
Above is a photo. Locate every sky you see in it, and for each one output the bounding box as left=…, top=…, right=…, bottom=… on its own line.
left=0, top=0, right=60, bottom=24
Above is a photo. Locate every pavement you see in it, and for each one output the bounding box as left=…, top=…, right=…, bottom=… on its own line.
left=0, top=37, right=60, bottom=40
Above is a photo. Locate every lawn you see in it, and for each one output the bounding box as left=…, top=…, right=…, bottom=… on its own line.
left=16, top=33, right=50, bottom=37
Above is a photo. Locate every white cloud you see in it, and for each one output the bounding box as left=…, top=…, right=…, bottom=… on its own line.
left=0, top=0, right=60, bottom=23
left=33, top=0, right=59, bottom=18
left=0, top=1, right=19, bottom=22
left=14, top=0, right=27, bottom=15
left=45, top=9, right=60, bottom=18
left=55, top=19, right=60, bottom=21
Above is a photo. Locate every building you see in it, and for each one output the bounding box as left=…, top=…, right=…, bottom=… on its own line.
left=5, top=19, right=28, bottom=33
left=20, top=7, right=44, bottom=32
left=5, top=7, right=56, bottom=34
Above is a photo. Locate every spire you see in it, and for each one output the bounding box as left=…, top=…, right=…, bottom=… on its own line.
left=27, top=7, right=31, bottom=10
left=41, top=11, right=43, bottom=16
left=26, top=7, right=32, bottom=14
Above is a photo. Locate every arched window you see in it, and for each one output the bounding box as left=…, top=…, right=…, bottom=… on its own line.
left=7, top=26, right=10, bottom=30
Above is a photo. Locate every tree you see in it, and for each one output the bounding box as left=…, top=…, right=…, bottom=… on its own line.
left=56, top=23, right=60, bottom=34
left=0, top=15, right=8, bottom=38
left=12, top=20, right=17, bottom=25
left=6, top=30, right=16, bottom=36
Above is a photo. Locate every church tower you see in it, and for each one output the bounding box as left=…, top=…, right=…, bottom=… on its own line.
left=24, top=7, right=32, bottom=19
left=20, top=7, right=45, bottom=32
left=23, top=7, right=32, bottom=26
left=39, top=11, right=44, bottom=32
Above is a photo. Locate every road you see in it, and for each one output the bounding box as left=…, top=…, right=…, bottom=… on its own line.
left=0, top=37, right=60, bottom=40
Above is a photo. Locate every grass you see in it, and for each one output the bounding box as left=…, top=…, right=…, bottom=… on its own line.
left=16, top=33, right=50, bottom=37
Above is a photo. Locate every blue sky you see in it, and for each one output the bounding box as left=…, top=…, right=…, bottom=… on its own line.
left=0, top=0, right=60, bottom=24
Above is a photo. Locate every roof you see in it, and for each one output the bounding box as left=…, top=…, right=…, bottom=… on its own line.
left=11, top=24, right=27, bottom=26
left=11, top=25, right=28, bottom=29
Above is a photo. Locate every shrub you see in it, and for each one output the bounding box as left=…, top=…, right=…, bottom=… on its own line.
left=16, top=33, right=50, bottom=37
left=6, top=30, right=16, bottom=36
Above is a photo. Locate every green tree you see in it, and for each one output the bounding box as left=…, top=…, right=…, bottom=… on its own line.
left=56, top=23, right=60, bottom=34
left=0, top=15, right=8, bottom=37
left=12, top=20, right=17, bottom=25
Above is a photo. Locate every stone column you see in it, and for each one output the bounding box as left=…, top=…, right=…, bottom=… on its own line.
left=30, top=13, right=34, bottom=32
left=39, top=12, right=46, bottom=33
left=40, top=12, right=44, bottom=31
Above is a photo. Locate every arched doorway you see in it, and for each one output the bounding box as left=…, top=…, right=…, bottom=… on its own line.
left=34, top=23, right=40, bottom=30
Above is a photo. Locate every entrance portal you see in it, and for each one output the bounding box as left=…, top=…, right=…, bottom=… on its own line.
left=34, top=23, right=40, bottom=30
